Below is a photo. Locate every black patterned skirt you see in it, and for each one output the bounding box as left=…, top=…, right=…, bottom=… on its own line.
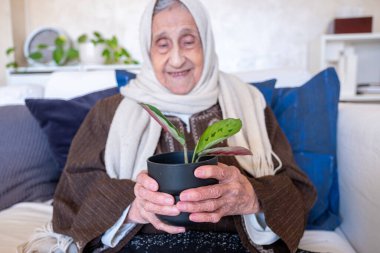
left=119, top=231, right=317, bottom=253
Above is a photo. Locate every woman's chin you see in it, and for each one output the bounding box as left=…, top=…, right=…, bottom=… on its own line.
left=166, top=83, right=196, bottom=95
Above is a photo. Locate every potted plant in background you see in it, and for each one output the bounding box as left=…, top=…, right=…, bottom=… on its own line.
left=141, top=103, right=252, bottom=226
left=28, top=35, right=79, bottom=66
left=5, top=47, right=18, bottom=70
left=77, top=31, right=139, bottom=65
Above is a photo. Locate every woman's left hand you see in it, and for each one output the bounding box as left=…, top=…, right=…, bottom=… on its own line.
left=176, top=162, right=260, bottom=223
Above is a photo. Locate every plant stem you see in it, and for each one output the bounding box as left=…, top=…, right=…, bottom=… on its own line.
left=184, top=145, right=188, bottom=164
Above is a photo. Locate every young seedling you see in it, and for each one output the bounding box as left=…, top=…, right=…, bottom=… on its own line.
left=140, top=103, right=252, bottom=163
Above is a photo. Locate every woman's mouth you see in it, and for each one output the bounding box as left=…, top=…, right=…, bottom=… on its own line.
left=168, top=69, right=190, bottom=78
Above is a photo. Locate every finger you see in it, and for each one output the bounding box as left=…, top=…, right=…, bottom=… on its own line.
left=179, top=184, right=225, bottom=201
left=136, top=171, right=159, bottom=191
left=135, top=184, right=175, bottom=205
left=177, top=198, right=223, bottom=213
left=143, top=199, right=180, bottom=216
left=189, top=212, right=222, bottom=224
left=148, top=213, right=186, bottom=234
left=194, top=163, right=239, bottom=181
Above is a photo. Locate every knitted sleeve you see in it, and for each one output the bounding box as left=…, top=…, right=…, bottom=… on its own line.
left=52, top=94, right=143, bottom=252
left=234, top=107, right=317, bottom=253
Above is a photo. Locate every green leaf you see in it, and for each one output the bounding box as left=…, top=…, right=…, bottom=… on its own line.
left=67, top=48, right=79, bottom=61
left=29, top=51, right=43, bottom=60
left=55, top=36, right=66, bottom=47
left=140, top=103, right=186, bottom=146
left=6, top=47, right=15, bottom=55
left=93, top=31, right=102, bottom=39
left=192, top=118, right=242, bottom=162
left=53, top=48, right=65, bottom=65
left=121, top=48, right=131, bottom=58
left=77, top=34, right=88, bottom=43
left=132, top=60, right=139, bottom=64
left=37, top=44, right=48, bottom=50
left=6, top=62, right=18, bottom=68
left=108, top=36, right=118, bottom=49
left=196, top=146, right=252, bottom=162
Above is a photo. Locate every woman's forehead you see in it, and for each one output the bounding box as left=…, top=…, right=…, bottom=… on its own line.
left=151, top=2, right=200, bottom=38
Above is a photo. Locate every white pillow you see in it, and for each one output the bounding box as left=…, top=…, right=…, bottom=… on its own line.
left=0, top=85, right=44, bottom=106
left=44, top=70, right=117, bottom=99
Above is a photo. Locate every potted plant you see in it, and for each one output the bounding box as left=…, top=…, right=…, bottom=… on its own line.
left=5, top=47, right=18, bottom=70
left=28, top=35, right=79, bottom=66
left=77, top=31, right=139, bottom=65
left=141, top=103, right=252, bottom=226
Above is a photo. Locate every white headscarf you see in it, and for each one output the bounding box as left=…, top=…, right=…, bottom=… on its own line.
left=105, top=0, right=281, bottom=180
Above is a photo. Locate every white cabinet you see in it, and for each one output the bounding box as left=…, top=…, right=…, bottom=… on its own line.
left=309, top=33, right=380, bottom=101
left=6, top=64, right=140, bottom=88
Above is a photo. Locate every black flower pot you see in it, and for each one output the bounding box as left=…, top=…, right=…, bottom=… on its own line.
left=147, top=151, right=218, bottom=226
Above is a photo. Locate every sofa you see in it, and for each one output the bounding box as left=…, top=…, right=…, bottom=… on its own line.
left=0, top=68, right=379, bottom=253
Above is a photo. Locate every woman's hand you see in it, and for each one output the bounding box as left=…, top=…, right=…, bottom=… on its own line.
left=127, top=170, right=185, bottom=234
left=176, top=163, right=260, bottom=223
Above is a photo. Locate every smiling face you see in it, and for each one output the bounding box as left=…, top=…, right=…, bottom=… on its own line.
left=150, top=3, right=204, bottom=95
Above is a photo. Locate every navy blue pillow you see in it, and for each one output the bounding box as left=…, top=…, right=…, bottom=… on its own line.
left=25, top=87, right=119, bottom=170
left=272, top=67, right=341, bottom=230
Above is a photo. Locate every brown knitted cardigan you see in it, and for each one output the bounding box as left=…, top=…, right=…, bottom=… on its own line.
left=52, top=94, right=316, bottom=253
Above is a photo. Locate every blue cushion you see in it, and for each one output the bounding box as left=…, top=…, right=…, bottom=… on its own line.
left=115, top=70, right=137, bottom=87
left=25, top=87, right=119, bottom=170
left=271, top=67, right=341, bottom=230
left=249, top=79, right=276, bottom=105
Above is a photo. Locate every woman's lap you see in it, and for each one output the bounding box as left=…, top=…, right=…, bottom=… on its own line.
left=119, top=231, right=317, bottom=253
left=120, top=231, right=250, bottom=253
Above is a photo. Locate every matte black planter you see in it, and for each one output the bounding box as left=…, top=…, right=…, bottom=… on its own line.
left=147, top=151, right=217, bottom=226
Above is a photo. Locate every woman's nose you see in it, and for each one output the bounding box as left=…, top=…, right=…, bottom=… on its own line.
left=169, top=45, right=185, bottom=68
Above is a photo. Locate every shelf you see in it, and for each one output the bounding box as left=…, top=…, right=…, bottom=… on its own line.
left=309, top=33, right=380, bottom=102
left=5, top=64, right=141, bottom=87
left=322, top=33, right=380, bottom=42
left=7, top=64, right=141, bottom=75
left=340, top=94, right=380, bottom=102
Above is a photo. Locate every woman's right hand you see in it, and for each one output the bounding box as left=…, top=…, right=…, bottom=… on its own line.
left=126, top=170, right=186, bottom=234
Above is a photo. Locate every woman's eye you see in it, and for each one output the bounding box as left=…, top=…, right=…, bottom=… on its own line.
left=156, top=39, right=169, bottom=51
left=158, top=42, right=168, bottom=48
left=182, top=36, right=196, bottom=47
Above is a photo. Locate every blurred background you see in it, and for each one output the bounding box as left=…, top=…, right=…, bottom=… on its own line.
left=1, top=0, right=380, bottom=90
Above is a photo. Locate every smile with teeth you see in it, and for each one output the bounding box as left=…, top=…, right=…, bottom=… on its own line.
left=168, top=69, right=190, bottom=78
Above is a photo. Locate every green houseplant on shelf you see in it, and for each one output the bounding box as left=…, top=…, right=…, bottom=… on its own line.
left=77, top=31, right=139, bottom=65
left=28, top=35, right=79, bottom=66
left=140, top=103, right=252, bottom=226
left=5, top=47, right=18, bottom=69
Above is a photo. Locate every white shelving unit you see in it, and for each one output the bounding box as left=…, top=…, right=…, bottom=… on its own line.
left=5, top=64, right=141, bottom=87
left=309, top=33, right=380, bottom=102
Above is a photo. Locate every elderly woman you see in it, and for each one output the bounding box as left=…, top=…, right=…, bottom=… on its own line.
left=52, top=0, right=317, bottom=252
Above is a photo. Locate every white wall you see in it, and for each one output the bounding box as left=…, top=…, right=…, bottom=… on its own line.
left=1, top=0, right=380, bottom=82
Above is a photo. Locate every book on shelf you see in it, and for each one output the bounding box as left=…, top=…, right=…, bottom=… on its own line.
left=357, top=83, right=380, bottom=94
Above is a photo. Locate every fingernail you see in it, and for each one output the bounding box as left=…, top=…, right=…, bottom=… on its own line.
left=165, top=198, right=173, bottom=204
left=195, top=169, right=204, bottom=177
left=177, top=227, right=185, bottom=233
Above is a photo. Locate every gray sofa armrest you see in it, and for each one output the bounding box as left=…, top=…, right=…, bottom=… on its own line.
left=337, top=103, right=380, bottom=253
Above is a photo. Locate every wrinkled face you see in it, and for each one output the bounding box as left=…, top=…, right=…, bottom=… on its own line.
left=150, top=3, right=204, bottom=95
